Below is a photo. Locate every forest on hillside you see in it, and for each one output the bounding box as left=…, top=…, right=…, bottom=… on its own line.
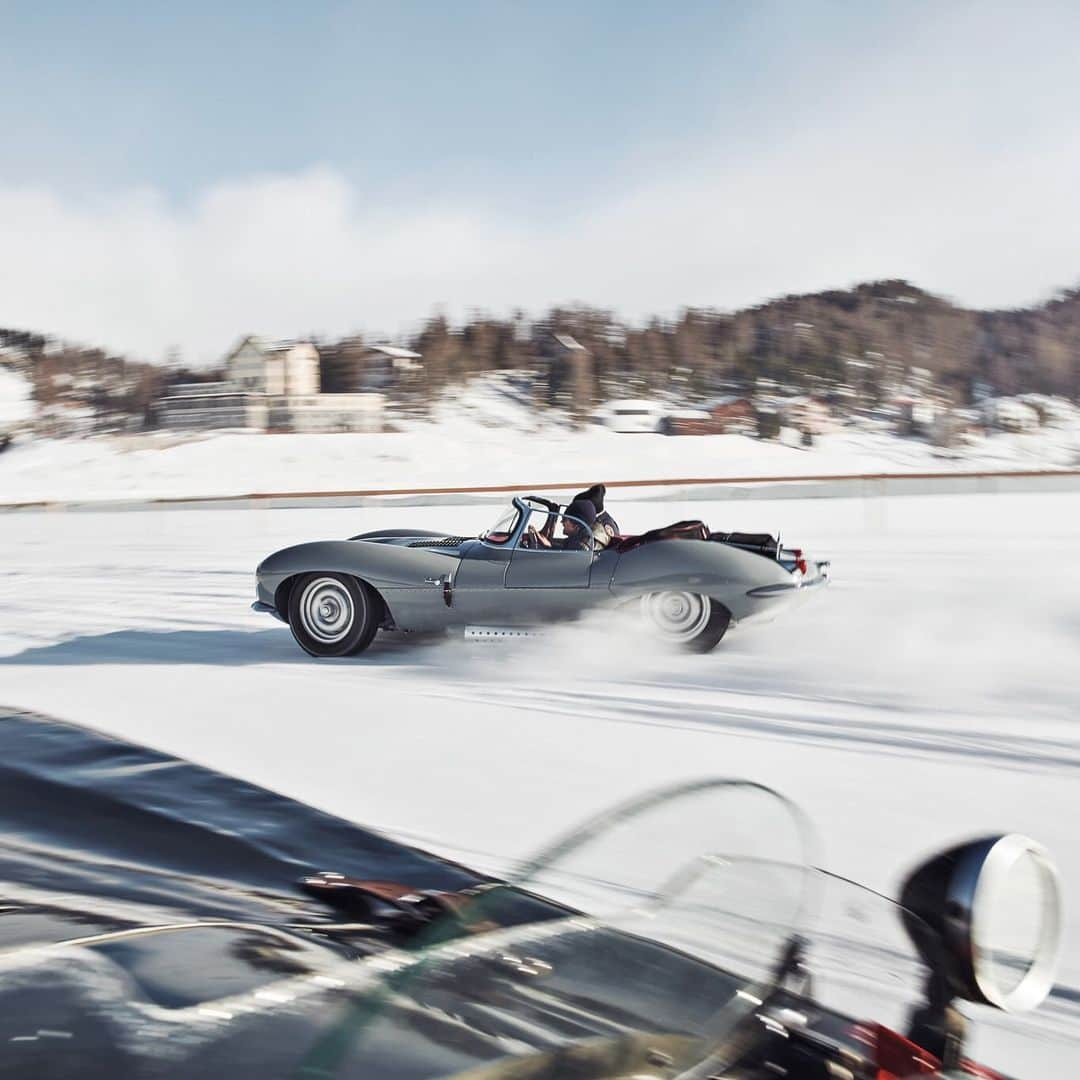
left=3, top=279, right=1079, bottom=430
left=397, top=281, right=1080, bottom=405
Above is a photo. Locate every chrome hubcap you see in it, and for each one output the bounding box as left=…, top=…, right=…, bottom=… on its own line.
left=299, top=578, right=355, bottom=643
left=642, top=591, right=710, bottom=642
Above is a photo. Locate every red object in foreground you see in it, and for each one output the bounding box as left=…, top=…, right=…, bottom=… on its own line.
left=864, top=1023, right=941, bottom=1078
left=851, top=1023, right=1005, bottom=1080
left=958, top=1062, right=1006, bottom=1079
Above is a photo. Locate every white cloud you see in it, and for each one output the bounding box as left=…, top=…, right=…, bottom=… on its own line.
left=3, top=2, right=1080, bottom=364
left=2, top=112, right=1079, bottom=365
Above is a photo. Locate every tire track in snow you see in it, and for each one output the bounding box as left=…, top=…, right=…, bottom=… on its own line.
left=418, top=680, right=1080, bottom=775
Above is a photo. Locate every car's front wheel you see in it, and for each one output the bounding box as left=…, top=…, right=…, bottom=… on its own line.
left=641, top=591, right=730, bottom=653
left=288, top=573, right=379, bottom=657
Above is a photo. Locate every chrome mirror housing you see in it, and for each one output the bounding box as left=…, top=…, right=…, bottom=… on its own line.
left=900, top=834, right=1061, bottom=1014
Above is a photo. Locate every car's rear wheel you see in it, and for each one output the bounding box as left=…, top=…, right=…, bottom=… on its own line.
left=288, top=573, right=378, bottom=657
left=641, top=591, right=730, bottom=653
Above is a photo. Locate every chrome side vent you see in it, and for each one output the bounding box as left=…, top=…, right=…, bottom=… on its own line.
left=408, top=537, right=470, bottom=548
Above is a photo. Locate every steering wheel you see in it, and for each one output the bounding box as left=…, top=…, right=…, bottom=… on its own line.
left=520, top=527, right=549, bottom=550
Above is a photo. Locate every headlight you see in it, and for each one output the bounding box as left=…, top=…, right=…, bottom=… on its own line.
left=900, top=833, right=1062, bottom=1013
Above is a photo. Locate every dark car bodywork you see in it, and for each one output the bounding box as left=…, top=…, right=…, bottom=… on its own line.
left=0, top=708, right=1059, bottom=1079
left=253, top=495, right=829, bottom=637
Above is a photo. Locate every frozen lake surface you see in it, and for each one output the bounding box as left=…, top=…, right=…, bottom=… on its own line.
left=2, top=489, right=1079, bottom=1072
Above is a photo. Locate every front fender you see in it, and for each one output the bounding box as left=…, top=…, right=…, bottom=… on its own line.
left=259, top=540, right=458, bottom=589
left=257, top=540, right=461, bottom=630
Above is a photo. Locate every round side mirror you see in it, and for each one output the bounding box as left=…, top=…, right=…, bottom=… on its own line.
left=900, top=834, right=1061, bottom=1013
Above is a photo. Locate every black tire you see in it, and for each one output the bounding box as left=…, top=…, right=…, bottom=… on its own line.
left=287, top=573, right=379, bottom=657
left=683, top=600, right=730, bottom=653
left=641, top=592, right=731, bottom=654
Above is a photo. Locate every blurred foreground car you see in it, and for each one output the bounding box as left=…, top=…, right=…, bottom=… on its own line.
left=253, top=493, right=829, bottom=656
left=0, top=709, right=1062, bottom=1079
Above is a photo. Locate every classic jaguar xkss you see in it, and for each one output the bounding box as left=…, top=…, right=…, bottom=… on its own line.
left=253, top=489, right=829, bottom=657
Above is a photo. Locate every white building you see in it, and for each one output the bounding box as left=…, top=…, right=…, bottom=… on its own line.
left=155, top=382, right=258, bottom=431
left=984, top=398, right=1041, bottom=433
left=0, top=363, right=37, bottom=438
left=358, top=343, right=422, bottom=390
left=226, top=337, right=321, bottom=396
left=591, top=398, right=667, bottom=433
left=265, top=393, right=384, bottom=433
left=158, top=336, right=392, bottom=434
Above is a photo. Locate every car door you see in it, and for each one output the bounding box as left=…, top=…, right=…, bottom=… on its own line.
left=505, top=506, right=594, bottom=592
left=505, top=533, right=595, bottom=623
left=505, top=545, right=593, bottom=589
left=451, top=505, right=596, bottom=625
left=451, top=540, right=517, bottom=623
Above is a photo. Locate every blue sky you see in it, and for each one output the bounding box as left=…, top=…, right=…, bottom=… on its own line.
left=2, top=2, right=1079, bottom=361
left=2, top=3, right=870, bottom=201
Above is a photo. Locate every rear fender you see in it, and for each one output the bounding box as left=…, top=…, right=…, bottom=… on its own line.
left=611, top=539, right=793, bottom=622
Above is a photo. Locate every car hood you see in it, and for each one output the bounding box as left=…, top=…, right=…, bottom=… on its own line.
left=0, top=707, right=490, bottom=935
left=348, top=529, right=473, bottom=551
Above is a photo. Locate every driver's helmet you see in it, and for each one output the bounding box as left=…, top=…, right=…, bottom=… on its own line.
left=565, top=499, right=598, bottom=532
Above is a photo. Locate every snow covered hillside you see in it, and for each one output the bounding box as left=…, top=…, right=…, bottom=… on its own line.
left=2, top=407, right=1079, bottom=506
left=0, top=366, right=34, bottom=430
left=1, top=489, right=1078, bottom=1072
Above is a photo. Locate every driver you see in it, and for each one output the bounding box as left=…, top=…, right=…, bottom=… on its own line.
left=528, top=499, right=602, bottom=551
left=557, top=499, right=599, bottom=550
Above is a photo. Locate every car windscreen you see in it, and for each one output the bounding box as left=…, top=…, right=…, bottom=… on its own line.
left=481, top=505, right=521, bottom=544
left=299, top=781, right=816, bottom=1077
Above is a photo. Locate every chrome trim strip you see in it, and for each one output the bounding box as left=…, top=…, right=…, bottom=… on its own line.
left=746, top=582, right=799, bottom=597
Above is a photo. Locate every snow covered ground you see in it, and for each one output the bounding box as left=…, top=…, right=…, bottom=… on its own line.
left=1, top=489, right=1079, bottom=1072
left=2, top=408, right=1079, bottom=506
left=0, top=366, right=34, bottom=430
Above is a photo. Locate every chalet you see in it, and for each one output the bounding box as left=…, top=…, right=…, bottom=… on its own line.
left=158, top=336, right=396, bottom=433
left=356, top=343, right=422, bottom=390
left=539, top=333, right=593, bottom=423
left=226, top=336, right=320, bottom=396
left=984, top=398, right=1040, bottom=433
left=658, top=396, right=757, bottom=436
left=706, top=395, right=757, bottom=434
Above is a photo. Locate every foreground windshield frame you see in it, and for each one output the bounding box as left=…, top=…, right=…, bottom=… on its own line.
left=512, top=777, right=818, bottom=889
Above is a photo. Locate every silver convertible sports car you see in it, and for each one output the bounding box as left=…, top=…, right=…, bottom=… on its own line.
left=253, top=486, right=829, bottom=657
